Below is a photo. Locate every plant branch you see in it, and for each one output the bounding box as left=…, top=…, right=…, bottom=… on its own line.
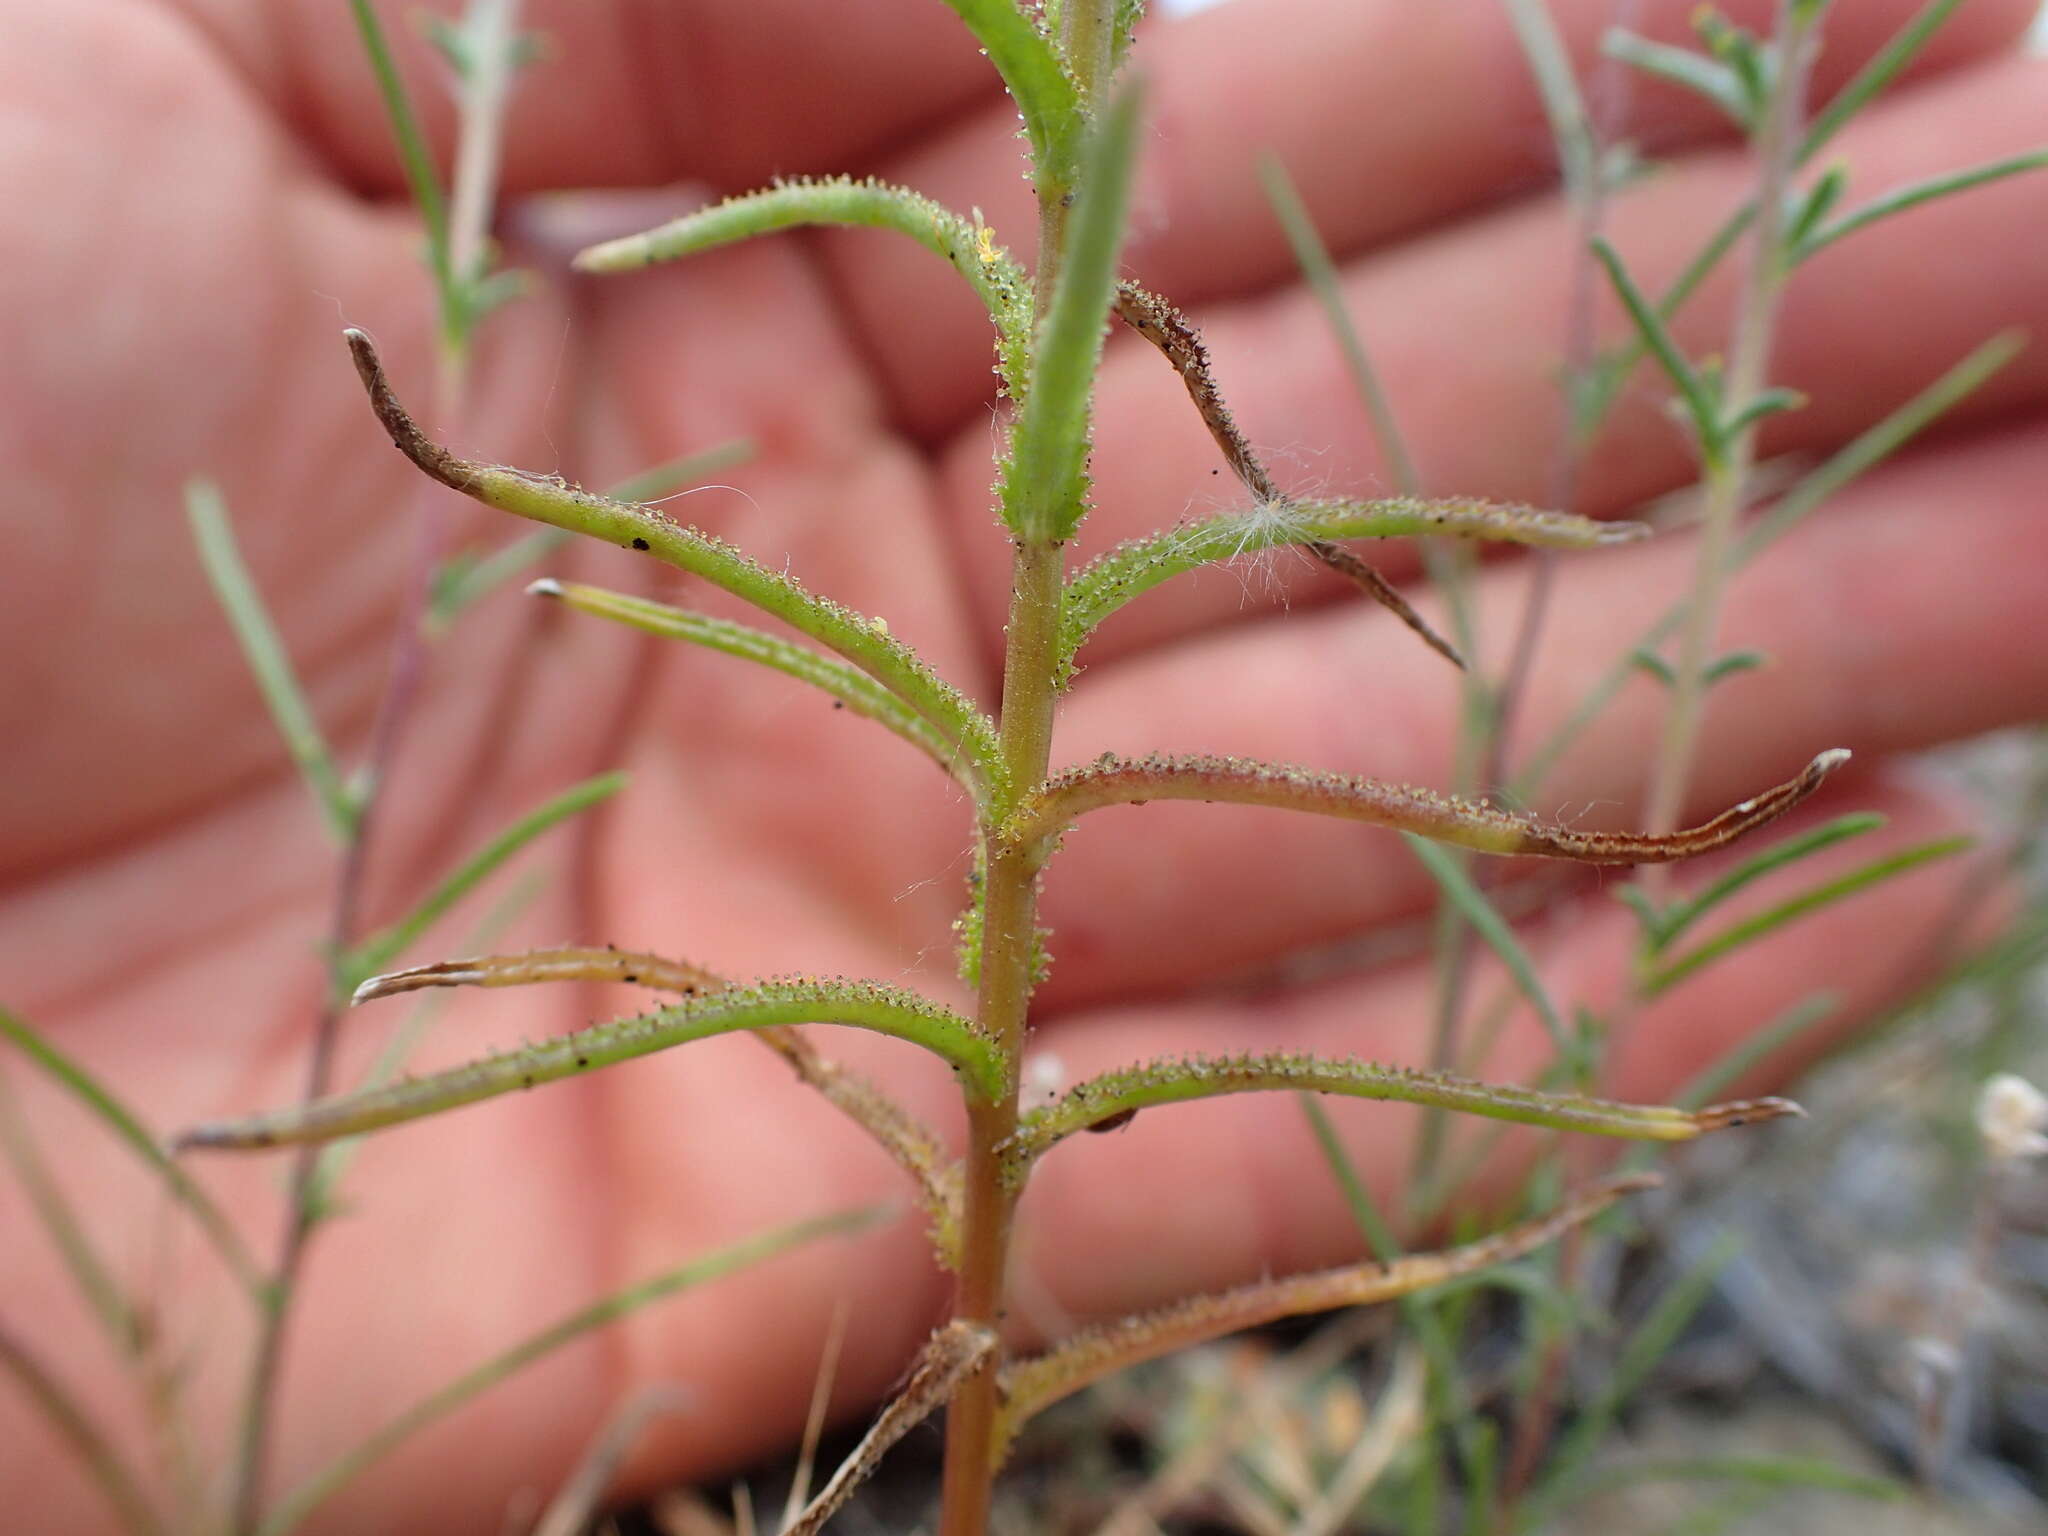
left=1002, top=748, right=1849, bottom=862
left=528, top=580, right=984, bottom=795
left=180, top=977, right=1002, bottom=1151
left=994, top=1173, right=1658, bottom=1452
left=354, top=946, right=965, bottom=1263
left=345, top=329, right=1003, bottom=785
left=1002, top=1050, right=1796, bottom=1175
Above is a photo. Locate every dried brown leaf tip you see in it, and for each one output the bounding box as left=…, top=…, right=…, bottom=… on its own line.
left=1690, top=1095, right=1805, bottom=1131
left=353, top=947, right=723, bottom=1005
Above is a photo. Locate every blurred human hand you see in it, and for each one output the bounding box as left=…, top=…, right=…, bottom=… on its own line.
left=3, top=1, right=2045, bottom=1530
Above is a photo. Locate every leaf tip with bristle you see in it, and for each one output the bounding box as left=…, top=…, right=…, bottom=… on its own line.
left=526, top=577, right=565, bottom=599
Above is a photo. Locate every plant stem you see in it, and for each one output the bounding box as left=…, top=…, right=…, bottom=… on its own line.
left=230, top=9, right=526, bottom=1524
left=939, top=540, right=1064, bottom=1536
left=1642, top=1, right=1818, bottom=867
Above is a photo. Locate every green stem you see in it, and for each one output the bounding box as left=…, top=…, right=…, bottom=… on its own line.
left=939, top=540, right=1065, bottom=1536
left=1642, top=1, right=1819, bottom=860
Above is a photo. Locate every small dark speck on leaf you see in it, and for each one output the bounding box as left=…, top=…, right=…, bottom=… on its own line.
left=832, top=700, right=846, bottom=710
left=623, top=974, right=639, bottom=983
left=1087, top=1109, right=1139, bottom=1134
left=631, top=537, right=650, bottom=550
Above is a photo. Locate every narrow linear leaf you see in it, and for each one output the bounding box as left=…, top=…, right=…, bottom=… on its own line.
left=186, top=482, right=355, bottom=842
left=529, top=581, right=978, bottom=793
left=0, top=1320, right=164, bottom=1536
left=1403, top=833, right=1569, bottom=1055
left=255, top=1206, right=887, bottom=1536
left=352, top=946, right=965, bottom=1264
left=1603, top=30, right=1751, bottom=130
left=1589, top=237, right=1723, bottom=461
left=346, top=329, right=1002, bottom=785
left=1644, top=836, right=1971, bottom=996
left=1643, top=812, right=1886, bottom=954
left=1301, top=1094, right=1515, bottom=1501
left=1259, top=154, right=1421, bottom=493
left=996, top=1174, right=1658, bottom=1449
left=531, top=1386, right=692, bottom=1536
left=576, top=179, right=1031, bottom=397
left=1519, top=331, right=2021, bottom=798
left=1519, top=1234, right=1742, bottom=1528
left=179, top=978, right=1003, bottom=1150
left=1004, top=81, right=1144, bottom=541
left=1719, top=385, right=1807, bottom=438
left=305, top=872, right=544, bottom=1221
left=1500, top=0, right=1598, bottom=205
left=430, top=439, right=756, bottom=628
left=1737, top=329, right=2023, bottom=562
left=1799, top=0, right=1964, bottom=163
left=0, top=1007, right=263, bottom=1299
left=935, top=0, right=1083, bottom=177
left=1005, top=1052, right=1793, bottom=1175
left=0, top=1067, right=135, bottom=1353
left=1795, top=150, right=2048, bottom=261
left=348, top=771, right=627, bottom=983
left=785, top=1322, right=996, bottom=1536
left=1784, top=164, right=1850, bottom=253
left=1107, top=280, right=1466, bottom=668
left=1004, top=749, right=1849, bottom=867
left=345, top=0, right=452, bottom=304
left=1577, top=203, right=1756, bottom=439
left=1566, top=1454, right=1905, bottom=1506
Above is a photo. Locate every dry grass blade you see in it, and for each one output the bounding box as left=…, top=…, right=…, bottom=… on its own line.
left=783, top=1322, right=997, bottom=1536
left=531, top=1384, right=691, bottom=1536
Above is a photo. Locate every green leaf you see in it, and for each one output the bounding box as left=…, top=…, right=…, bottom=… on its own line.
left=346, top=0, right=453, bottom=312
left=1404, top=833, right=1569, bottom=1055
left=1564, top=1453, right=1903, bottom=1511
left=1800, top=0, right=1964, bottom=164
left=346, top=329, right=1003, bottom=783
left=1783, top=164, right=1849, bottom=253
left=0, top=1322, right=164, bottom=1536
left=1670, top=992, right=1839, bottom=1114
left=574, top=180, right=1031, bottom=398
left=528, top=582, right=980, bottom=793
left=1576, top=204, right=1755, bottom=442
left=1643, top=812, right=1887, bottom=954
left=1006, top=1049, right=1796, bottom=1174
left=178, top=978, right=1004, bottom=1150
left=1500, top=0, right=1598, bottom=205
left=1589, top=237, right=1724, bottom=463
left=1519, top=1233, right=1742, bottom=1529
left=255, top=1205, right=888, bottom=1536
left=1644, top=836, right=1971, bottom=997
left=429, top=440, right=758, bottom=631
left=1061, top=497, right=1637, bottom=668
left=1260, top=154, right=1421, bottom=495
left=0, top=1006, right=264, bottom=1300
left=0, top=1067, right=136, bottom=1353
left=1719, top=385, right=1806, bottom=439
left=347, top=772, right=627, bottom=984
left=935, top=0, right=1083, bottom=180
left=1519, top=330, right=2022, bottom=800
left=1603, top=30, right=1752, bottom=130
left=1003, top=80, right=1145, bottom=542
left=1794, top=150, right=2048, bottom=262
left=186, top=482, right=356, bottom=842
